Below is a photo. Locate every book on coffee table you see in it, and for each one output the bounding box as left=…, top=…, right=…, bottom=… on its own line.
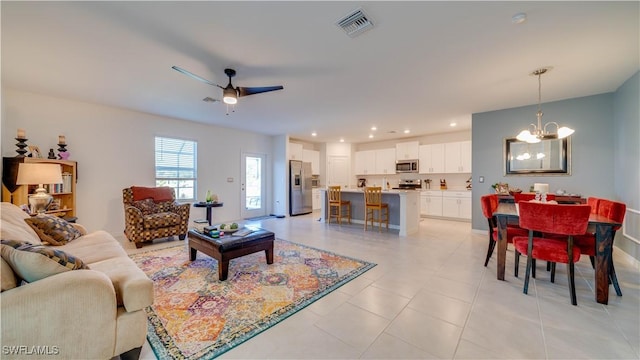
left=233, top=227, right=255, bottom=237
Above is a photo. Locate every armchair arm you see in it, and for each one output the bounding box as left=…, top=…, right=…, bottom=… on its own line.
left=1, top=270, right=117, bottom=359
left=173, top=202, right=191, bottom=221
left=123, top=205, right=144, bottom=239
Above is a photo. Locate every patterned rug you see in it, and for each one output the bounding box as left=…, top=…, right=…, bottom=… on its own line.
left=130, top=239, right=375, bottom=359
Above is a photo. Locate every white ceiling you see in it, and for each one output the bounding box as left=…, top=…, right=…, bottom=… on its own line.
left=2, top=2, right=638, bottom=144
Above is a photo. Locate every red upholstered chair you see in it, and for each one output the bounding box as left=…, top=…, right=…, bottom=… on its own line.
left=513, top=192, right=556, bottom=203
left=574, top=198, right=626, bottom=296
left=123, top=186, right=191, bottom=248
left=480, top=194, right=528, bottom=267
left=513, top=202, right=591, bottom=305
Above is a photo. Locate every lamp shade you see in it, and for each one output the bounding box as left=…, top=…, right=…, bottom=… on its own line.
left=223, top=87, right=237, bottom=104
left=16, top=163, right=63, bottom=185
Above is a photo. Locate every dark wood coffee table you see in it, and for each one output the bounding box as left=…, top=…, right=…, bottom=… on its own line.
left=187, top=228, right=274, bottom=280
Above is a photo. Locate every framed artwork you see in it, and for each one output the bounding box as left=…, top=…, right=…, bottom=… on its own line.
left=28, top=145, right=42, bottom=158
left=493, top=182, right=509, bottom=195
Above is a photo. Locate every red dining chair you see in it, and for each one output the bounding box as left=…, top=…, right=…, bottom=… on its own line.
left=574, top=198, right=625, bottom=296
left=513, top=202, right=591, bottom=305
left=513, top=192, right=556, bottom=203
left=481, top=194, right=528, bottom=267
left=513, top=192, right=558, bottom=272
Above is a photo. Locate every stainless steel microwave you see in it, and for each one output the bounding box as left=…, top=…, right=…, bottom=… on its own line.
left=396, top=160, right=419, bottom=173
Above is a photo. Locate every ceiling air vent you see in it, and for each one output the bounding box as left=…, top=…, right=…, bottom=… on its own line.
left=336, top=8, right=374, bottom=38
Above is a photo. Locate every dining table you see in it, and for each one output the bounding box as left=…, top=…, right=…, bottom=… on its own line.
left=493, top=202, right=622, bottom=305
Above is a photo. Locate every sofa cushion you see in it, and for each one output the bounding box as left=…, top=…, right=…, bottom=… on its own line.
left=142, top=212, right=181, bottom=229
left=131, top=186, right=173, bottom=202
left=24, top=214, right=82, bottom=246
left=1, top=240, right=88, bottom=283
left=132, top=198, right=158, bottom=215
left=0, top=202, right=41, bottom=244
left=1, top=257, right=18, bottom=292
left=60, top=230, right=128, bottom=264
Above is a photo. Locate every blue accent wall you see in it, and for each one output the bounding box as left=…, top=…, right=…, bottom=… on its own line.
left=613, top=71, right=640, bottom=260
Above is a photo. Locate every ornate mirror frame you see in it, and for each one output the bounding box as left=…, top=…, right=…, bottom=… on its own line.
left=504, top=137, right=571, bottom=175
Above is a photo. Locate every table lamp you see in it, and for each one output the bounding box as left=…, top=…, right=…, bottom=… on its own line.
left=16, top=163, right=63, bottom=214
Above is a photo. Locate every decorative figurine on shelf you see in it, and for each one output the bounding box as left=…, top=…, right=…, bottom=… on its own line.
left=57, top=135, right=69, bottom=159
left=440, top=179, right=447, bottom=190
left=15, top=128, right=28, bottom=157
left=47, top=148, right=56, bottom=159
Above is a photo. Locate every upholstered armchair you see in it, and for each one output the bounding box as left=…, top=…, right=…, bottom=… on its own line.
left=123, top=186, right=191, bottom=248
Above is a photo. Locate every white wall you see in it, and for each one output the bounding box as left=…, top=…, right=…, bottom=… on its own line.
left=1, top=89, right=275, bottom=235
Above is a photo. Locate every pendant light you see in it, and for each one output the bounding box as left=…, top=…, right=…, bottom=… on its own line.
left=516, top=68, right=574, bottom=143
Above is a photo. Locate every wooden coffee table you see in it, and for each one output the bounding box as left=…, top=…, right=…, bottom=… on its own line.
left=187, top=228, right=274, bottom=280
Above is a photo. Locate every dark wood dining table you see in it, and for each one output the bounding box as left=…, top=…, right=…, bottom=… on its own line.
left=493, top=202, right=622, bottom=305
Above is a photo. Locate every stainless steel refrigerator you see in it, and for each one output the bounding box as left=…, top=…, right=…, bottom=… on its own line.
left=289, top=160, right=313, bottom=216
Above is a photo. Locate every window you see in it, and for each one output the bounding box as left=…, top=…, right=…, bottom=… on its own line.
left=155, top=137, right=197, bottom=200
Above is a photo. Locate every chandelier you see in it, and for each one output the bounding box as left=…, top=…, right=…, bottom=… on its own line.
left=516, top=68, right=574, bottom=143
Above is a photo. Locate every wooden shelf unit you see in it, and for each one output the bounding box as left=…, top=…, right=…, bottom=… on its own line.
left=2, top=157, right=77, bottom=218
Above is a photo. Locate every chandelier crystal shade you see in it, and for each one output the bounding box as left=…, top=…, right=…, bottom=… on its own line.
left=516, top=68, right=574, bottom=144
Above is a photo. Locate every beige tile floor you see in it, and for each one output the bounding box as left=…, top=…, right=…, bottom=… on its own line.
left=120, top=213, right=640, bottom=359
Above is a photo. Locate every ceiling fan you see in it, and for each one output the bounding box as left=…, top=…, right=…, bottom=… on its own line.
left=172, top=66, right=284, bottom=107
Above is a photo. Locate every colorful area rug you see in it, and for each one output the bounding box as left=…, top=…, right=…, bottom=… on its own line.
left=130, top=239, right=375, bottom=359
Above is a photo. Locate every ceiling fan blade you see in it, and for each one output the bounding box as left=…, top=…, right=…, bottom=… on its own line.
left=238, top=86, right=284, bottom=97
left=172, top=66, right=224, bottom=89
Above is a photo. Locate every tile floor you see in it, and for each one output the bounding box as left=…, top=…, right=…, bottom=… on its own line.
left=120, top=213, right=640, bottom=359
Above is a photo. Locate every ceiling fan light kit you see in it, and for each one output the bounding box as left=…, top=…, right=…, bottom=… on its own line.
left=223, top=88, right=237, bottom=105
left=172, top=66, right=283, bottom=112
left=515, top=67, right=574, bottom=143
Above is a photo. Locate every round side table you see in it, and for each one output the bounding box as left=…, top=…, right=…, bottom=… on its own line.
left=193, top=202, right=223, bottom=225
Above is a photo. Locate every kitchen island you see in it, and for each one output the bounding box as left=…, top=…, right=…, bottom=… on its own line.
left=319, top=189, right=420, bottom=236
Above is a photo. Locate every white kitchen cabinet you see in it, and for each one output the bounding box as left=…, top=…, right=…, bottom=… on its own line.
left=396, top=141, right=420, bottom=160
left=303, top=149, right=320, bottom=175
left=444, top=141, right=472, bottom=173
left=355, top=148, right=395, bottom=175
left=442, top=191, right=472, bottom=219
left=375, top=148, right=396, bottom=175
left=312, top=188, right=321, bottom=210
left=420, top=190, right=443, bottom=217
left=289, top=142, right=304, bottom=160
left=418, top=144, right=445, bottom=174
left=354, top=150, right=376, bottom=175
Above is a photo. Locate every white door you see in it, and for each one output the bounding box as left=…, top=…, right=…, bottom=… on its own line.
left=241, top=153, right=267, bottom=219
left=327, top=155, right=350, bottom=188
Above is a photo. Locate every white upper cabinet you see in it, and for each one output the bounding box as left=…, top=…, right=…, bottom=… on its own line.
left=444, top=141, right=472, bottom=173
left=289, top=142, right=304, bottom=160
left=375, top=148, right=396, bottom=174
left=418, top=144, right=445, bottom=174
left=396, top=141, right=420, bottom=160
left=302, top=149, right=320, bottom=174
left=355, top=148, right=395, bottom=175
left=354, top=150, right=376, bottom=175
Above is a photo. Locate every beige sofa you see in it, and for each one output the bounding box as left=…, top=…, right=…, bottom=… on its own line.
left=1, top=202, right=153, bottom=359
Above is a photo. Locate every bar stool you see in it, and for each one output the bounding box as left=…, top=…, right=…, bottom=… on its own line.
left=364, top=187, right=388, bottom=232
left=327, top=186, right=351, bottom=224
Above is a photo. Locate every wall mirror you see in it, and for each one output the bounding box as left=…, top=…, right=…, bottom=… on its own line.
left=504, top=137, right=570, bottom=175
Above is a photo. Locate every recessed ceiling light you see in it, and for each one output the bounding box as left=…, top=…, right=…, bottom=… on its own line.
left=371, top=126, right=377, bottom=131
left=339, top=138, right=345, bottom=143
left=450, top=122, right=457, bottom=127
left=369, top=134, right=374, bottom=139
left=512, top=12, right=527, bottom=24
left=311, top=132, right=317, bottom=137
left=403, top=129, right=410, bottom=134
